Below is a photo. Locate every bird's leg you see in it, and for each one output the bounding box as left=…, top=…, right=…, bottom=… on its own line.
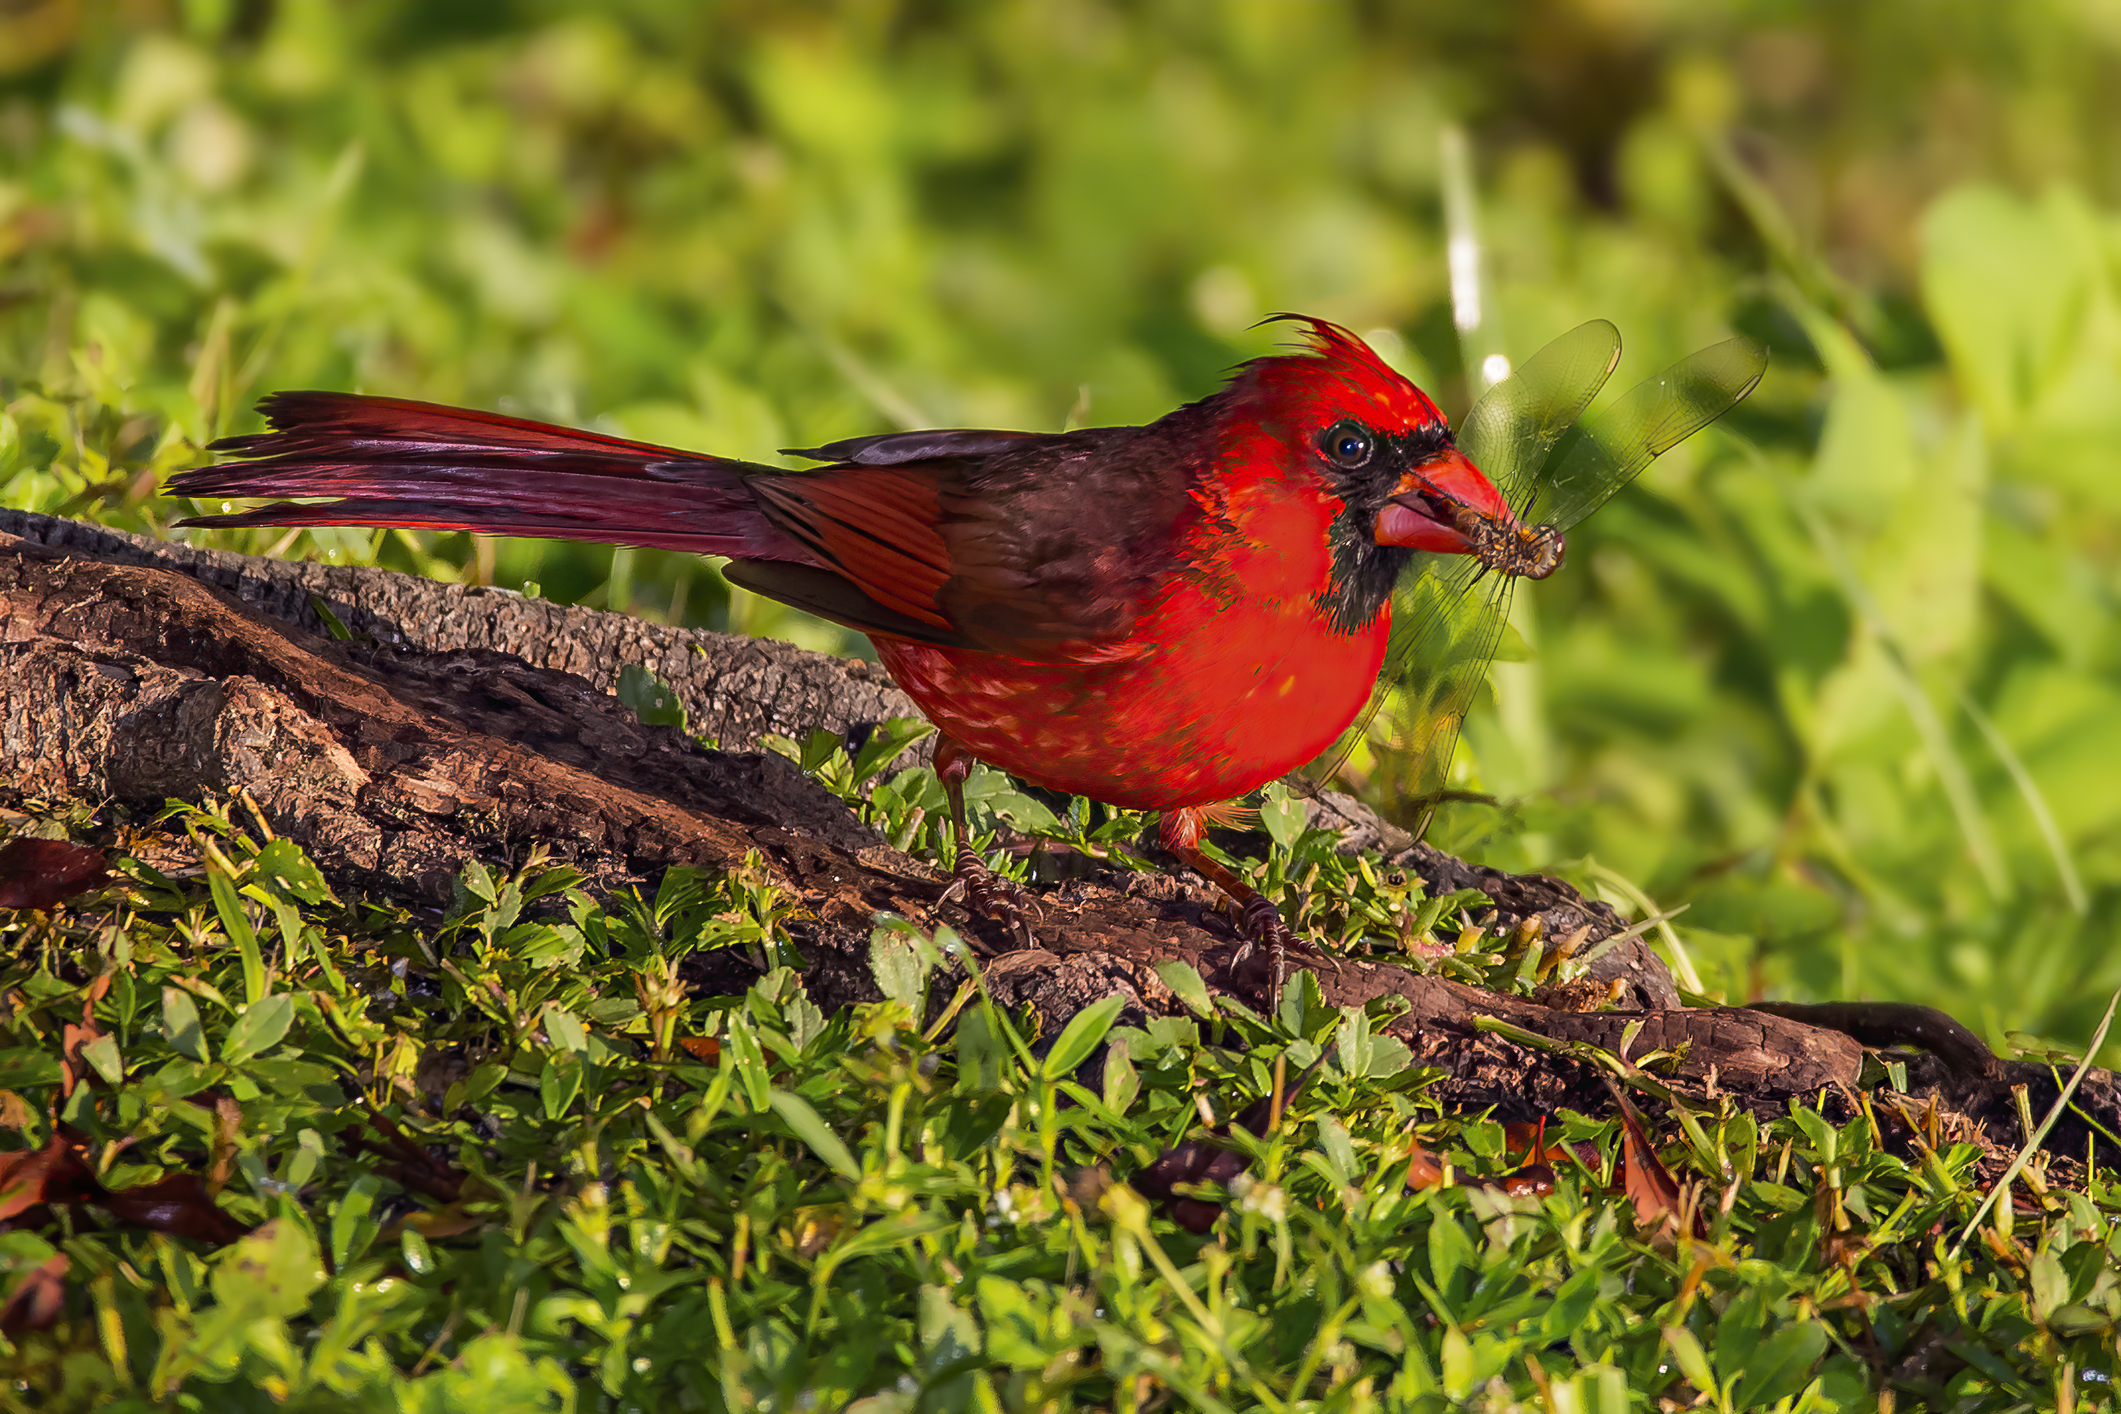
left=933, top=735, right=1036, bottom=947
left=1159, top=807, right=1323, bottom=1010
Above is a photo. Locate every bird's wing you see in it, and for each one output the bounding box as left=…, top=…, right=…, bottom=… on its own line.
left=784, top=428, right=1051, bottom=465
left=742, top=422, right=1203, bottom=660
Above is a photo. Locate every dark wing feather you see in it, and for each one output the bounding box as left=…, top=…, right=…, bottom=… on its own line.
left=935, top=421, right=1204, bottom=652
left=785, top=428, right=1050, bottom=465
left=756, top=415, right=1208, bottom=658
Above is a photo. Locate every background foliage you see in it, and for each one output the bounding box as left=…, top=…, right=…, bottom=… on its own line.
left=7, top=6, right=2121, bottom=1409
left=5, top=5, right=2121, bottom=1045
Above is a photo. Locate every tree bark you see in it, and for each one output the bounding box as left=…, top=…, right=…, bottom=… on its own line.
left=3, top=510, right=2112, bottom=1178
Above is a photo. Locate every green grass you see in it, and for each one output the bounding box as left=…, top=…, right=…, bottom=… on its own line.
left=1, top=795, right=2117, bottom=1410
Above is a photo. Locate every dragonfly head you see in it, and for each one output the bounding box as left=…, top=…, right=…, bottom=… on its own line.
left=1371, top=446, right=1563, bottom=582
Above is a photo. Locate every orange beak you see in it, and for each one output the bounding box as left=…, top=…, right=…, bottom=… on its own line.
left=1371, top=446, right=1511, bottom=553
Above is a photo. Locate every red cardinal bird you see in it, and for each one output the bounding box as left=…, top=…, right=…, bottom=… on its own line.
left=169, top=318, right=1552, bottom=968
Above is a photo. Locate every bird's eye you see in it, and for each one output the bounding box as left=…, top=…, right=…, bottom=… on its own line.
left=1319, top=421, right=1373, bottom=470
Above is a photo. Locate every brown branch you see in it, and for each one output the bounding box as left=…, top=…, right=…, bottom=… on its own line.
left=3, top=510, right=2114, bottom=1172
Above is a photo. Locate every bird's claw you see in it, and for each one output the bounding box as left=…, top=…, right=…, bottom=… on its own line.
left=1233, top=896, right=1335, bottom=1012
left=947, top=853, right=1039, bottom=951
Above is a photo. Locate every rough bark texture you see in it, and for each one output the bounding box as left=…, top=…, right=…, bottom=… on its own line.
left=3, top=510, right=2113, bottom=1174
left=1, top=508, right=916, bottom=758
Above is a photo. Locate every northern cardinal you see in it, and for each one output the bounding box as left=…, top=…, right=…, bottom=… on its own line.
left=169, top=318, right=1557, bottom=969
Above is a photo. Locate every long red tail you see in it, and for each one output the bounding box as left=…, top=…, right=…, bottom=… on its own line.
left=169, top=391, right=803, bottom=561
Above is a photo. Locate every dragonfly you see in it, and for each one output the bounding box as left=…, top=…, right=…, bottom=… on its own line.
left=1304, top=320, right=1769, bottom=833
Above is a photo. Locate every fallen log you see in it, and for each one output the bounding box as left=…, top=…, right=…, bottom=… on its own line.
left=3, top=509, right=2113, bottom=1176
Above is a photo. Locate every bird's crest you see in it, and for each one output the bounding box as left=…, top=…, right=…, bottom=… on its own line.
left=1247, top=314, right=1447, bottom=434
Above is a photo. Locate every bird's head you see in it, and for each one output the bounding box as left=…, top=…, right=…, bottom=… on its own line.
left=1238, top=316, right=1560, bottom=631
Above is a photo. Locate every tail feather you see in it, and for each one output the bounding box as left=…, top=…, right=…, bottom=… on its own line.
left=170, top=391, right=805, bottom=562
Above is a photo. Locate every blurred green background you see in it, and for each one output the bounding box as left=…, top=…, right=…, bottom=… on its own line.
left=4, top=1, right=2118, bottom=1049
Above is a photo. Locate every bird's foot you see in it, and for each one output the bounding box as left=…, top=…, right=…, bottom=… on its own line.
left=1232, top=896, right=1337, bottom=1013
left=941, top=851, right=1039, bottom=951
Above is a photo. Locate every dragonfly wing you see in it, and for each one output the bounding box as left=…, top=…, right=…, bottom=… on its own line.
left=1376, top=562, right=1520, bottom=830
left=1458, top=320, right=1623, bottom=512
left=1532, top=335, right=1768, bottom=532
left=1298, top=330, right=1764, bottom=831
left=1297, top=554, right=1510, bottom=810
left=1298, top=321, right=1622, bottom=805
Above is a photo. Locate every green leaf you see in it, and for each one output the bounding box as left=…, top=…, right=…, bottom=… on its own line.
left=1335, top=1005, right=1374, bottom=1079
left=1278, top=967, right=1326, bottom=1037
left=1039, top=994, right=1125, bottom=1080
left=976, top=1275, right=1047, bottom=1368
left=2047, top=1304, right=2114, bottom=1338
left=1259, top=780, right=1305, bottom=851
left=850, top=717, right=934, bottom=785
left=162, top=987, right=209, bottom=1064
left=210, top=867, right=267, bottom=1005
left=798, top=726, right=842, bottom=773
left=250, top=1058, right=338, bottom=1097
left=267, top=896, right=309, bottom=971
left=307, top=594, right=354, bottom=641
left=1712, top=1286, right=1768, bottom=1379
left=443, top=1061, right=508, bottom=1115
left=517, top=924, right=586, bottom=968
left=1661, top=1325, right=1715, bottom=1397
left=2028, top=1252, right=2069, bottom=1323
left=1362, top=1032, right=1412, bottom=1079
left=723, top=1016, right=773, bottom=1110
left=331, top=1174, right=383, bottom=1269
left=459, top=859, right=497, bottom=906
left=1731, top=1320, right=1828, bottom=1408
left=953, top=1008, right=1008, bottom=1094
left=1790, top=1106, right=1836, bottom=1162
left=1427, top=1213, right=1473, bottom=1308
left=617, top=662, right=689, bottom=729
left=983, top=787, right=1061, bottom=835
left=1921, top=184, right=2094, bottom=432
left=823, top=1209, right=956, bottom=1266
left=1315, top=1114, right=1357, bottom=1185
left=79, top=1033, right=124, bottom=1086
left=0, top=1049, right=63, bottom=1092
left=223, top=994, right=295, bottom=1063
left=868, top=924, right=933, bottom=1017
left=210, top=1219, right=325, bottom=1318
left=251, top=838, right=334, bottom=905
left=400, top=1227, right=435, bottom=1276
left=543, top=1003, right=587, bottom=1054
left=767, top=1089, right=860, bottom=1180
left=1101, top=1038, right=1138, bottom=1115
left=540, top=1052, right=583, bottom=1120
left=1409, top=888, right=1488, bottom=941
left=1153, top=960, right=1215, bottom=1018
left=1439, top=1324, right=1472, bottom=1399
left=1487, top=617, right=1534, bottom=663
